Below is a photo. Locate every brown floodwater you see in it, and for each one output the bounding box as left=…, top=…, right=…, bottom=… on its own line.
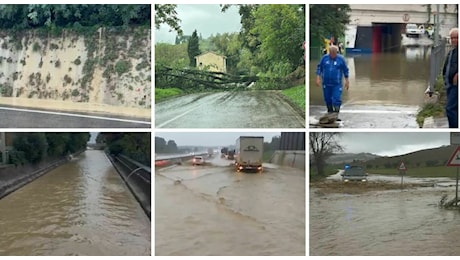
left=156, top=156, right=305, bottom=256
left=0, top=150, right=150, bottom=256
left=309, top=49, right=430, bottom=107
left=310, top=185, right=460, bottom=255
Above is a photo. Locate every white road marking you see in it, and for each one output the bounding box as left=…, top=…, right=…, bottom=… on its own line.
left=0, top=106, right=151, bottom=125
left=339, top=109, right=416, bottom=114
left=156, top=103, right=204, bottom=128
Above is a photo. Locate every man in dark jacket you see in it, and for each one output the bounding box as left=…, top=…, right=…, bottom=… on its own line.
left=443, top=28, right=458, bottom=128
left=315, top=45, right=349, bottom=115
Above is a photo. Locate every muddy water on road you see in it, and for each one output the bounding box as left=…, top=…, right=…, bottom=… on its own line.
left=155, top=91, right=305, bottom=128
left=0, top=150, right=150, bottom=256
left=156, top=157, right=305, bottom=256
left=310, top=187, right=460, bottom=255
left=309, top=51, right=429, bottom=106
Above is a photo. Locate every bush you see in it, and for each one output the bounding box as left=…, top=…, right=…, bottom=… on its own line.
left=115, top=59, right=132, bottom=76
left=74, top=57, right=81, bottom=65
left=33, top=42, right=41, bottom=52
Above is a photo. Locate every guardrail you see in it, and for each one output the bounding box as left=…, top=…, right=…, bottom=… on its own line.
left=106, top=153, right=151, bottom=220
left=427, top=40, right=447, bottom=94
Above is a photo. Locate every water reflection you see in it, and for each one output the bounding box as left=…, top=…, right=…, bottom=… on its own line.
left=0, top=150, right=150, bottom=256
left=310, top=48, right=430, bottom=106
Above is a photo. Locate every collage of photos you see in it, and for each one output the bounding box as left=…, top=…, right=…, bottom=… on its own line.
left=0, top=2, right=460, bottom=258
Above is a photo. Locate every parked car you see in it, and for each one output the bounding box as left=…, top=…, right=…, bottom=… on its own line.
left=341, top=166, right=368, bottom=182
left=192, top=156, right=205, bottom=166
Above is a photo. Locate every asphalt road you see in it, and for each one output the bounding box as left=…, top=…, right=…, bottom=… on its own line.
left=155, top=91, right=305, bottom=128
left=156, top=156, right=305, bottom=255
left=309, top=104, right=419, bottom=128
left=0, top=106, right=151, bottom=128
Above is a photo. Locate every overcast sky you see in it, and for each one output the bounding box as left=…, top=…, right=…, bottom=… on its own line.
left=155, top=132, right=281, bottom=147
left=155, top=4, right=241, bottom=44
left=338, top=132, right=451, bottom=156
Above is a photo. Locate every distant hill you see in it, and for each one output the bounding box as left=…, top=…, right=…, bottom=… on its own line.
left=326, top=153, right=381, bottom=164
left=364, top=145, right=456, bottom=169
left=326, top=145, right=457, bottom=169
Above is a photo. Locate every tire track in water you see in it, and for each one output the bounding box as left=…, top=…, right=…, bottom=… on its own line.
left=156, top=173, right=267, bottom=230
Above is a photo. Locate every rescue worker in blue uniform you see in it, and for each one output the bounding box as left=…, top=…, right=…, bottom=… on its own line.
left=315, top=45, right=349, bottom=116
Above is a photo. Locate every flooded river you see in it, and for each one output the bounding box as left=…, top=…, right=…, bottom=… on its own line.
left=310, top=49, right=430, bottom=106
left=310, top=183, right=460, bottom=255
left=0, top=150, right=150, bottom=256
left=155, top=156, right=305, bottom=255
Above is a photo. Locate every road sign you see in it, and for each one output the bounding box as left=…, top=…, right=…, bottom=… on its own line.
left=403, top=13, right=410, bottom=22
left=451, top=133, right=460, bottom=145
left=447, top=146, right=460, bottom=166
left=398, top=161, right=407, bottom=171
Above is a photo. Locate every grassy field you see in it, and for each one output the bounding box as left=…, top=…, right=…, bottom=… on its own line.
left=309, top=165, right=340, bottom=182
left=281, top=84, right=305, bottom=112
left=368, top=166, right=460, bottom=179
left=155, top=88, right=183, bottom=103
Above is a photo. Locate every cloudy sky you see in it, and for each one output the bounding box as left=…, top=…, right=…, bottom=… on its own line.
left=338, top=132, right=451, bottom=156
left=155, top=132, right=281, bottom=147
left=155, top=4, right=241, bottom=44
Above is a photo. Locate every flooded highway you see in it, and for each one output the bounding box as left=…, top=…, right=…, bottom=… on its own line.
left=155, top=91, right=305, bottom=128
left=155, top=156, right=305, bottom=256
left=309, top=49, right=431, bottom=127
left=0, top=150, right=150, bottom=256
left=310, top=180, right=460, bottom=255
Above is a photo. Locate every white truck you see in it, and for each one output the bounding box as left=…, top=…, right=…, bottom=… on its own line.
left=234, top=136, right=264, bottom=173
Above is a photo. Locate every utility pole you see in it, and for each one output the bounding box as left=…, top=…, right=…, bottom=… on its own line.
left=434, top=4, right=440, bottom=45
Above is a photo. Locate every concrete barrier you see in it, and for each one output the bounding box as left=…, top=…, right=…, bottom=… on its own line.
left=269, top=150, right=305, bottom=171
left=106, top=153, right=151, bottom=220
left=0, top=150, right=84, bottom=200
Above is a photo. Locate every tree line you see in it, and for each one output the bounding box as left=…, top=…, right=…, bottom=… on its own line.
left=155, top=137, right=178, bottom=154
left=0, top=4, right=151, bottom=30
left=8, top=133, right=89, bottom=165
left=98, top=133, right=151, bottom=166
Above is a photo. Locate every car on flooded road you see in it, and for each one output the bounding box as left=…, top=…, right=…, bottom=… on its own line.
left=341, top=166, right=368, bottom=182
left=192, top=156, right=205, bottom=166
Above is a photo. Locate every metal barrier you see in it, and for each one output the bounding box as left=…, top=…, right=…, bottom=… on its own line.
left=426, top=40, right=447, bottom=94
left=107, top=153, right=151, bottom=220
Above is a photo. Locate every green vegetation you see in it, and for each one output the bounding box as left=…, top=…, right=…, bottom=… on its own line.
left=416, top=75, right=446, bottom=127
left=74, top=57, right=81, bottom=65
left=98, top=133, right=151, bottom=165
left=9, top=133, right=89, bottom=165
left=187, top=30, right=200, bottom=67
left=367, top=166, right=458, bottom=178
left=0, top=5, right=151, bottom=30
left=310, top=165, right=340, bottom=182
left=32, top=42, right=40, bottom=52
left=282, top=84, right=305, bottom=112
left=155, top=5, right=305, bottom=93
left=115, top=59, right=132, bottom=76
left=155, top=87, right=183, bottom=102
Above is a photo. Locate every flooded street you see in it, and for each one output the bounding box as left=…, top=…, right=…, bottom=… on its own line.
left=309, top=49, right=430, bottom=127
left=155, top=156, right=305, bottom=256
left=310, top=180, right=460, bottom=255
left=0, top=150, right=150, bottom=256
left=155, top=91, right=305, bottom=128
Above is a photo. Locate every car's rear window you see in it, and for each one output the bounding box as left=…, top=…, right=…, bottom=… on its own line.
left=345, top=167, right=365, bottom=176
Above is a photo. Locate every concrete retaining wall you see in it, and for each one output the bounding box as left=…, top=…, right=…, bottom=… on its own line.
left=0, top=150, right=84, bottom=200
left=270, top=150, right=305, bottom=171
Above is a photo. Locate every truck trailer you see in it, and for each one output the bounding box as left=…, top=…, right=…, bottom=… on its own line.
left=235, top=136, right=263, bottom=173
